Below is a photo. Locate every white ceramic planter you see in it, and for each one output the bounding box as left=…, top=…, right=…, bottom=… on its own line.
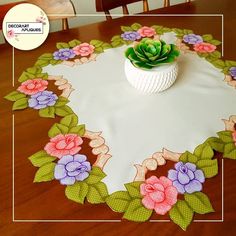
left=124, top=59, right=178, bottom=94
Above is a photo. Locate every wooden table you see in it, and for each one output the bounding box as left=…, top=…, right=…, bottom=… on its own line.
left=1, top=0, right=236, bottom=235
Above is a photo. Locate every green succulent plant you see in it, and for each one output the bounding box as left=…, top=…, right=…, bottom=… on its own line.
left=125, top=38, right=180, bottom=69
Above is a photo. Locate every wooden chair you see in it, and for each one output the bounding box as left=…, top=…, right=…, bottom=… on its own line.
left=29, top=0, right=76, bottom=30
left=0, top=1, right=26, bottom=30
left=96, top=0, right=150, bottom=20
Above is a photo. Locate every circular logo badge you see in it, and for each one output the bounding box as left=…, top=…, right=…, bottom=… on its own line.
left=2, top=3, right=49, bottom=50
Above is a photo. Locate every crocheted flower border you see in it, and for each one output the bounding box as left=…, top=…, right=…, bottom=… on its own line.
left=4, top=23, right=236, bottom=230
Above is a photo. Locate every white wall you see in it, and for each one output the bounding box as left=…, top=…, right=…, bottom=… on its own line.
left=0, top=0, right=185, bottom=43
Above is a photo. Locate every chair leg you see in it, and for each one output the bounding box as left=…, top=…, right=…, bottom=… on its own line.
left=105, top=10, right=112, bottom=20
left=122, top=5, right=129, bottom=15
left=164, top=0, right=170, bottom=7
left=62, top=18, right=69, bottom=30
left=143, top=0, right=149, bottom=11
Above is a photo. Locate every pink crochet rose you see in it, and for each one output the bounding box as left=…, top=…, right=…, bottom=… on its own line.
left=232, top=131, right=236, bottom=144
left=137, top=26, right=156, bottom=37
left=17, top=78, right=48, bottom=95
left=44, top=134, right=83, bottom=158
left=193, top=42, right=216, bottom=53
left=73, top=43, right=95, bottom=56
left=36, top=16, right=46, bottom=25
left=140, top=176, right=178, bottom=215
left=7, top=29, right=15, bottom=38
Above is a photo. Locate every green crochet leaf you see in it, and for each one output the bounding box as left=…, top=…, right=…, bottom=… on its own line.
left=69, top=125, right=85, bottom=136
left=172, top=28, right=193, bottom=37
left=60, top=114, right=78, bottom=128
left=131, top=23, right=142, bottom=30
left=169, top=200, right=194, bottom=231
left=211, top=59, right=225, bottom=69
left=54, top=105, right=74, bottom=117
left=26, top=66, right=42, bottom=75
left=121, top=26, right=133, bottom=32
left=222, top=66, right=230, bottom=74
left=161, top=27, right=172, bottom=33
left=111, top=40, right=124, bottom=48
left=54, top=96, right=69, bottom=107
left=29, top=150, right=56, bottom=167
left=217, top=131, right=233, bottom=143
left=210, top=51, right=221, bottom=59
left=202, top=34, right=213, bottom=42
left=94, top=47, right=104, bottom=53
left=223, top=143, right=236, bottom=159
left=4, top=91, right=26, bottom=101
left=184, top=192, right=214, bottom=214
left=209, top=39, right=221, bottom=46
left=106, top=191, right=132, bottom=213
left=123, top=199, right=152, bottom=222
left=196, top=159, right=218, bottom=178
left=38, top=53, right=53, bottom=60
left=39, top=106, right=55, bottom=118
left=35, top=72, right=48, bottom=80
left=90, top=39, right=103, bottom=47
left=197, top=52, right=208, bottom=58
left=225, top=60, right=236, bottom=67
left=179, top=151, right=198, bottom=163
left=124, top=181, right=142, bottom=199
left=68, top=39, right=81, bottom=48
left=151, top=25, right=164, bottom=34
left=48, top=123, right=69, bottom=137
left=12, top=97, right=28, bottom=110
left=33, top=162, right=56, bottom=182
left=84, top=167, right=106, bottom=185
left=50, top=59, right=63, bottom=65
left=183, top=29, right=193, bottom=35
left=56, top=42, right=70, bottom=49
left=34, top=59, right=50, bottom=67
left=65, top=182, right=89, bottom=204
left=111, top=35, right=122, bottom=41
left=86, top=182, right=108, bottom=204
left=205, top=137, right=224, bottom=152
left=18, top=71, right=35, bottom=82
left=193, top=143, right=214, bottom=160
left=102, top=43, right=112, bottom=50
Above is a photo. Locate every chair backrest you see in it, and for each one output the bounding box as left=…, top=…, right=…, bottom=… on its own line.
left=96, top=0, right=149, bottom=20
left=0, top=1, right=26, bottom=30
left=29, top=0, right=75, bottom=30
left=29, top=0, right=75, bottom=20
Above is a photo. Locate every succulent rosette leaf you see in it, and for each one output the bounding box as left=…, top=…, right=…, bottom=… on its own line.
left=125, top=38, right=180, bottom=69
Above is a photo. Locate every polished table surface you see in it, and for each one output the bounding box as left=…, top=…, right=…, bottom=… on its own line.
left=1, top=0, right=236, bottom=235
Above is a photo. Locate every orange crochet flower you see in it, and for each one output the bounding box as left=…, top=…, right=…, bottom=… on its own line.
left=140, top=176, right=178, bottom=215
left=193, top=42, right=216, bottom=53
left=44, top=134, right=83, bottom=158
left=17, top=78, right=48, bottom=95
left=137, top=26, right=156, bottom=37
left=73, top=43, right=95, bottom=57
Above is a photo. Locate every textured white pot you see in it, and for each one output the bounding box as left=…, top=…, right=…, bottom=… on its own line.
left=124, top=59, right=178, bottom=94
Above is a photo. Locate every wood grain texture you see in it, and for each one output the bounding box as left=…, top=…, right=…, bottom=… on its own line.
left=1, top=0, right=236, bottom=235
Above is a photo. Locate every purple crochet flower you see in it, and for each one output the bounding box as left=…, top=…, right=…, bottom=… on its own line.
left=28, top=90, right=58, bottom=109
left=54, top=154, right=91, bottom=185
left=121, top=31, right=141, bottom=41
left=229, top=67, right=236, bottom=80
left=183, top=34, right=203, bottom=44
left=168, top=162, right=205, bottom=194
left=53, top=48, right=76, bottom=60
